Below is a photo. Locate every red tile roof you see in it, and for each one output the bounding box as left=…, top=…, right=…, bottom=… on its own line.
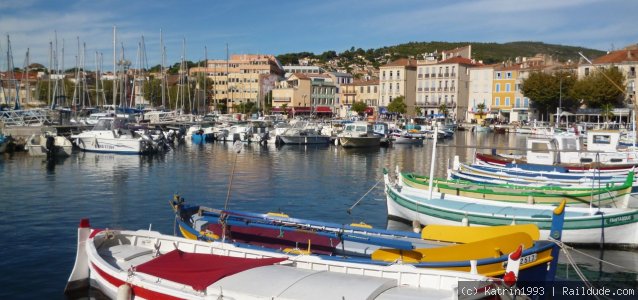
left=382, top=58, right=417, bottom=68
left=592, top=50, right=638, bottom=64
left=439, top=56, right=481, bottom=66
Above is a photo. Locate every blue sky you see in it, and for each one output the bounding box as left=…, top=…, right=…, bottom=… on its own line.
left=1, top=0, right=636, bottom=70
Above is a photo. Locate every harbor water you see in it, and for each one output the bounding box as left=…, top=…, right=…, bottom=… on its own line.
left=0, top=131, right=636, bottom=299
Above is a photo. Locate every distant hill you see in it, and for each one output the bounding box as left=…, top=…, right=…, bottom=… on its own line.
left=277, top=41, right=606, bottom=67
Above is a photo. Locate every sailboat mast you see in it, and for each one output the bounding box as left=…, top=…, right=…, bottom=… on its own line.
left=160, top=29, right=165, bottom=109
left=204, top=46, right=208, bottom=115
left=25, top=48, right=30, bottom=104
left=113, top=26, right=117, bottom=108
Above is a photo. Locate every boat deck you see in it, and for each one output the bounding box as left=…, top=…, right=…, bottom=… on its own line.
left=99, top=244, right=458, bottom=299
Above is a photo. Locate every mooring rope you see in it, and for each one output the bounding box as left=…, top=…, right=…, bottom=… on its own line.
left=346, top=177, right=383, bottom=214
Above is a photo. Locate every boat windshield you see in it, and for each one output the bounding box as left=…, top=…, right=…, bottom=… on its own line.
left=93, top=118, right=129, bottom=130
left=92, top=118, right=113, bottom=130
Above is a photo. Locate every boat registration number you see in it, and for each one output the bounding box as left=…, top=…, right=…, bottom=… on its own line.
left=520, top=253, right=537, bottom=265
left=502, top=253, right=537, bottom=268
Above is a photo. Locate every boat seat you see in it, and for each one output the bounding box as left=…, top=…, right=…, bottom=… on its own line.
left=101, top=244, right=153, bottom=263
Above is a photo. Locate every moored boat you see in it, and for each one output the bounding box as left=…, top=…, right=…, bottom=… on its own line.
left=26, top=133, right=73, bottom=157
left=384, top=169, right=638, bottom=249
left=64, top=218, right=521, bottom=299
left=171, top=197, right=558, bottom=280
left=337, top=121, right=381, bottom=147
left=399, top=167, right=635, bottom=208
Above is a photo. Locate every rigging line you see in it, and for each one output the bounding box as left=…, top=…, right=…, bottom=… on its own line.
left=347, top=177, right=383, bottom=214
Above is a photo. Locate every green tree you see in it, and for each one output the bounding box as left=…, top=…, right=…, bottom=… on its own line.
left=414, top=106, right=423, bottom=117
left=521, top=72, right=576, bottom=116
left=476, top=103, right=486, bottom=115
left=601, top=103, right=615, bottom=123
left=570, top=67, right=625, bottom=108
left=351, top=101, right=368, bottom=116
left=388, top=96, right=407, bottom=115
left=280, top=103, right=288, bottom=116
left=438, top=103, right=449, bottom=119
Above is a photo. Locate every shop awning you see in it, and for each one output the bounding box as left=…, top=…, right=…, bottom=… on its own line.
left=315, top=106, right=332, bottom=113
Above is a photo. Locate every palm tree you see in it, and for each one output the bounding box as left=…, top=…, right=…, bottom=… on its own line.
left=476, top=103, right=486, bottom=116
left=438, top=103, right=449, bottom=119
left=601, top=103, right=615, bottom=123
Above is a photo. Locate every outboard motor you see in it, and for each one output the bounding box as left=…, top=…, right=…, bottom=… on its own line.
left=45, top=134, right=56, bottom=161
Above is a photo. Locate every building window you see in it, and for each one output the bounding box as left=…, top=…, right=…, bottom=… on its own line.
left=374, top=86, right=377, bottom=93
left=495, top=97, right=500, bottom=106
left=496, top=72, right=502, bottom=79
left=397, top=70, right=401, bottom=79
left=390, top=71, right=393, bottom=79
left=505, top=83, right=511, bottom=92
left=495, top=84, right=501, bottom=92
left=396, top=82, right=399, bottom=91
left=445, top=95, right=448, bottom=103
left=451, top=95, right=455, bottom=103
left=515, top=97, right=521, bottom=108
left=505, top=97, right=510, bottom=106
left=524, top=97, right=530, bottom=107
left=506, top=72, right=512, bottom=79
left=584, top=68, right=590, bottom=76
left=360, top=87, right=364, bottom=93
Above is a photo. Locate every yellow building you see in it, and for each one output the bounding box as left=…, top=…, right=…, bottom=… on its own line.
left=492, top=65, right=520, bottom=122
left=189, top=54, right=284, bottom=113
left=340, top=80, right=379, bottom=117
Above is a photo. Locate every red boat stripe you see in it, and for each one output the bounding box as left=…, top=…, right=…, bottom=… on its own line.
left=91, top=263, right=184, bottom=300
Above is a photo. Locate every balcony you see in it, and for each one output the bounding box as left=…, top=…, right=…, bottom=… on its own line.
left=444, top=73, right=449, bottom=77
left=417, top=88, right=423, bottom=92
left=424, top=74, right=430, bottom=78
left=450, top=87, right=456, bottom=92
left=438, top=73, right=444, bottom=77
left=437, top=87, right=443, bottom=92
left=450, top=73, right=456, bottom=77
left=418, top=74, right=423, bottom=79
left=443, top=87, right=449, bottom=92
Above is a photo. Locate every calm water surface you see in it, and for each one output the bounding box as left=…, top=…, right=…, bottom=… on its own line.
left=0, top=131, right=636, bottom=299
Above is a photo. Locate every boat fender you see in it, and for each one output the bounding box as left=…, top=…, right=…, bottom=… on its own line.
left=116, top=284, right=132, bottom=300
left=461, top=216, right=469, bottom=226
left=412, top=220, right=421, bottom=234
left=470, top=260, right=478, bottom=275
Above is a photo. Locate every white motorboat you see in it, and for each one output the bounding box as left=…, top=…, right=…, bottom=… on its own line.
left=65, top=219, right=519, bottom=300
left=71, top=117, right=160, bottom=154
left=337, top=121, right=381, bottom=147
left=26, top=133, right=73, bottom=157
left=279, top=121, right=330, bottom=144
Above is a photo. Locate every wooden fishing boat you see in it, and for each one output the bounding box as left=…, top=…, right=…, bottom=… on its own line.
left=384, top=169, right=638, bottom=249
left=399, top=167, right=634, bottom=208
left=65, top=218, right=522, bottom=300
left=170, top=197, right=559, bottom=281
left=449, top=161, right=638, bottom=196
left=476, top=152, right=638, bottom=173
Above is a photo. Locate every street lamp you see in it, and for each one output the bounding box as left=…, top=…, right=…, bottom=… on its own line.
left=556, top=75, right=571, bottom=128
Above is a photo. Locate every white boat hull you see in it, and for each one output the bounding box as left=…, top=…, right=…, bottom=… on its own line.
left=66, top=222, right=498, bottom=300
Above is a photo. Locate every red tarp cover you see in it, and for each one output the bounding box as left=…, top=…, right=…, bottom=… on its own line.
left=135, top=249, right=286, bottom=291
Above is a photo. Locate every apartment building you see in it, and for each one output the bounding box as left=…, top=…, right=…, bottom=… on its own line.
left=189, top=54, right=284, bottom=113
left=339, top=80, right=379, bottom=117
left=468, top=65, right=495, bottom=121
left=492, top=64, right=524, bottom=122
left=379, top=58, right=416, bottom=116
left=271, top=73, right=337, bottom=116
left=577, top=47, right=638, bottom=105
left=416, top=56, right=478, bottom=121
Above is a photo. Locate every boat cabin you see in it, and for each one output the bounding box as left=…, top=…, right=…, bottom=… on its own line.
left=342, top=122, right=373, bottom=137
left=525, top=137, right=577, bottom=165
left=586, top=130, right=620, bottom=152
left=526, top=130, right=630, bottom=165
